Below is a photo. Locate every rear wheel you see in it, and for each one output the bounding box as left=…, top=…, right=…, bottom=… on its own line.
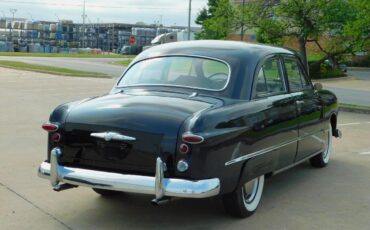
left=222, top=175, right=265, bottom=218
left=310, top=123, right=333, bottom=168
left=92, top=188, right=122, bottom=196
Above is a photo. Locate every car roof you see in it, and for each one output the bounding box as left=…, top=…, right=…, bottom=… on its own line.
left=135, top=40, right=295, bottom=63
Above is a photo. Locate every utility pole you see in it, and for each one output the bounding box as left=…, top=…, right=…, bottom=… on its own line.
left=9, top=9, right=17, bottom=43
left=159, top=15, right=163, bottom=26
left=96, top=18, right=100, bottom=49
left=1, top=11, right=7, bottom=41
left=27, top=12, right=34, bottom=21
left=27, top=12, right=34, bottom=44
left=54, top=13, right=60, bottom=23
left=240, top=0, right=245, bottom=41
left=81, top=0, right=87, bottom=48
left=111, top=24, right=115, bottom=52
left=188, top=0, right=192, bottom=40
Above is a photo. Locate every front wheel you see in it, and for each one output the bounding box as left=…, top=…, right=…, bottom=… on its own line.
left=310, top=123, right=333, bottom=168
left=222, top=175, right=265, bottom=218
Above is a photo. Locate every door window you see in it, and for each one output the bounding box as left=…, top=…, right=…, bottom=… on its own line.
left=284, top=58, right=311, bottom=92
left=254, top=57, right=286, bottom=98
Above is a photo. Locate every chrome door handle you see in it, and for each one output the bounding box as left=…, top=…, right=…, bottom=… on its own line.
left=296, top=100, right=304, bottom=105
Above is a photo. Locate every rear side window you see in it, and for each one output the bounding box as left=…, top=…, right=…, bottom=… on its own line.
left=284, top=58, right=311, bottom=91
left=254, top=57, right=286, bottom=98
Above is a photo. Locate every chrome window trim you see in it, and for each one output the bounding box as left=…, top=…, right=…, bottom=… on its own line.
left=259, top=57, right=287, bottom=95
left=116, top=54, right=232, bottom=92
left=282, top=56, right=313, bottom=92
left=252, top=55, right=289, bottom=100
left=225, top=129, right=328, bottom=166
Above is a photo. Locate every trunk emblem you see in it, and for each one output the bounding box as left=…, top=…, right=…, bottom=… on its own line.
left=90, top=132, right=136, bottom=142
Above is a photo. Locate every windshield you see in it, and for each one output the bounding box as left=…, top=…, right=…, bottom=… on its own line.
left=117, top=56, right=230, bottom=91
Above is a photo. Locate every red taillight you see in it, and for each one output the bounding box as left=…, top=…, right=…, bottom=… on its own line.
left=51, top=133, right=62, bottom=143
left=179, top=143, right=189, bottom=154
left=42, top=123, right=58, bottom=132
left=182, top=133, right=204, bottom=144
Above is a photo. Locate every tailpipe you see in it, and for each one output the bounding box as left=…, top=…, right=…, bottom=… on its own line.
left=334, top=128, right=342, bottom=138
left=53, top=183, right=78, bottom=192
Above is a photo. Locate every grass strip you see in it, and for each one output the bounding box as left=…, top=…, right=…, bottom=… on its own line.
left=0, top=60, right=110, bottom=78
left=308, top=53, right=325, bottom=62
left=112, top=59, right=134, bottom=66
left=0, top=52, right=135, bottom=59
left=339, top=103, right=370, bottom=110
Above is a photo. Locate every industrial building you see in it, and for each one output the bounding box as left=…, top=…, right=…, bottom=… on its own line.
left=0, top=17, right=195, bottom=53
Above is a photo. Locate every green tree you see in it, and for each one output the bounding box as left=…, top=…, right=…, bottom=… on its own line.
left=241, top=0, right=369, bottom=72
left=195, top=0, right=219, bottom=26
left=303, top=0, right=369, bottom=74
left=195, top=0, right=237, bottom=39
left=241, top=0, right=333, bottom=69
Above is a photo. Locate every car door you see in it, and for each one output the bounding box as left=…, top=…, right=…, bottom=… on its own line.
left=282, top=56, right=325, bottom=161
left=250, top=56, right=299, bottom=170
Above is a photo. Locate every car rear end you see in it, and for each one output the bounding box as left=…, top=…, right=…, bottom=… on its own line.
left=38, top=93, right=221, bottom=202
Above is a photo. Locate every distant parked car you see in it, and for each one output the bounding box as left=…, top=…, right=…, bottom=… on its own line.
left=119, top=45, right=142, bottom=55
left=324, top=59, right=347, bottom=72
left=38, top=41, right=341, bottom=217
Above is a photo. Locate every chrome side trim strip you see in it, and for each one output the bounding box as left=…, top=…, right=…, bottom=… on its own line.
left=225, top=138, right=298, bottom=166
left=38, top=148, right=220, bottom=199
left=225, top=129, right=328, bottom=166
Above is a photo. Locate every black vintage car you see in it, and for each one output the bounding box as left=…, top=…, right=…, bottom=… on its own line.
left=38, top=41, right=341, bottom=217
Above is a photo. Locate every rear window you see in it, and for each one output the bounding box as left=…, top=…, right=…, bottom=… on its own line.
left=117, top=56, right=230, bottom=91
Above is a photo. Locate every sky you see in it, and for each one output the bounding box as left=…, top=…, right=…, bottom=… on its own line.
left=0, top=0, right=209, bottom=26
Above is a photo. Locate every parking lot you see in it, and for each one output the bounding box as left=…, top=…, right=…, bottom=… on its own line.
left=0, top=67, right=370, bottom=230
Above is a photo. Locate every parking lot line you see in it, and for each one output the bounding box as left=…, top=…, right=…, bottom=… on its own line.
left=359, top=152, right=370, bottom=155
left=338, top=122, right=362, bottom=126
left=338, top=121, right=370, bottom=126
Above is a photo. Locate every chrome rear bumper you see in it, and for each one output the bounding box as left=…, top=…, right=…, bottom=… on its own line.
left=38, top=148, right=220, bottom=199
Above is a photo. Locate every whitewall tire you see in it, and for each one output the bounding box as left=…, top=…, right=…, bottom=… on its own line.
left=310, top=122, right=333, bottom=168
left=222, top=175, right=265, bottom=218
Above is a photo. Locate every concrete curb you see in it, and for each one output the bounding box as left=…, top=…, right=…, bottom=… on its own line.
left=348, top=67, right=370, bottom=71
left=339, top=106, right=370, bottom=114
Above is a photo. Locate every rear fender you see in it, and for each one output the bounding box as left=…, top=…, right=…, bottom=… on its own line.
left=236, top=151, right=276, bottom=188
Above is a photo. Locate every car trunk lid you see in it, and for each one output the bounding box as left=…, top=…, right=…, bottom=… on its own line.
left=59, top=92, right=216, bottom=175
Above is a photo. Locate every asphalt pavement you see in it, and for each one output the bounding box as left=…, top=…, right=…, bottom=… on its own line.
left=348, top=67, right=370, bottom=81
left=314, top=69, right=370, bottom=107
left=325, top=86, right=370, bottom=107
left=324, top=68, right=370, bottom=106
left=0, top=68, right=369, bottom=230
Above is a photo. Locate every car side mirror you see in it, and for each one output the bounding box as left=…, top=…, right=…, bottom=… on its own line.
left=314, top=83, right=323, bottom=91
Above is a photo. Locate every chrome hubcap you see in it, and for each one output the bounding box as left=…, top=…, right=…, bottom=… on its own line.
left=243, top=178, right=259, bottom=204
